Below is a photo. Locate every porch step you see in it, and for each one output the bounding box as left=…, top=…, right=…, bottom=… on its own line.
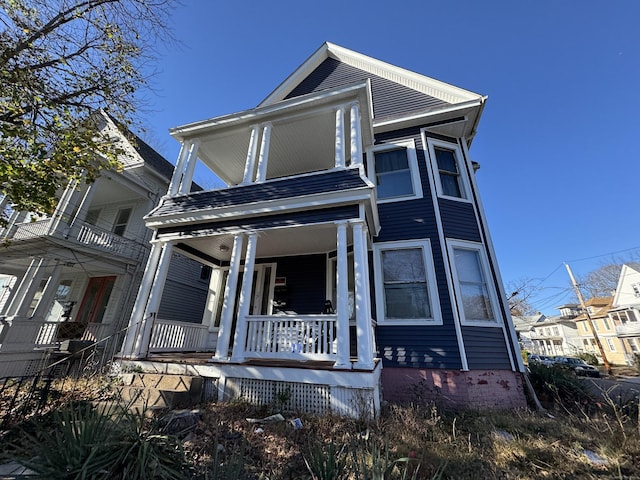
left=117, top=373, right=203, bottom=411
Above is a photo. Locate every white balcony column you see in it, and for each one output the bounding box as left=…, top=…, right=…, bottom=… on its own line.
left=68, top=180, right=98, bottom=231
left=335, top=107, right=346, bottom=168
left=49, top=179, right=79, bottom=234
left=254, top=123, right=272, bottom=183
left=351, top=220, right=374, bottom=369
left=349, top=102, right=363, bottom=167
left=135, top=242, right=174, bottom=357
left=0, top=195, right=8, bottom=214
left=241, top=126, right=261, bottom=185
left=230, top=233, right=258, bottom=363
left=9, top=257, right=48, bottom=318
left=167, top=141, right=191, bottom=196
left=213, top=234, right=245, bottom=360
left=361, top=223, right=377, bottom=357
left=120, top=241, right=164, bottom=357
left=334, top=221, right=351, bottom=369
left=30, top=261, right=63, bottom=321
left=178, top=140, right=201, bottom=194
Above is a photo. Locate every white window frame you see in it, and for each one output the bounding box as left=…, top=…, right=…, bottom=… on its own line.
left=605, top=337, right=616, bottom=352
left=366, top=139, right=423, bottom=204
left=373, top=239, right=441, bottom=325
left=424, top=137, right=472, bottom=203
left=447, top=239, right=501, bottom=326
left=113, top=206, right=133, bottom=236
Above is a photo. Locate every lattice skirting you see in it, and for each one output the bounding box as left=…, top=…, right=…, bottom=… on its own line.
left=224, top=377, right=377, bottom=418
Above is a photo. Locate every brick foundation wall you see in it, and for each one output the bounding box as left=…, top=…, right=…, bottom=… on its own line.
left=381, top=368, right=527, bottom=410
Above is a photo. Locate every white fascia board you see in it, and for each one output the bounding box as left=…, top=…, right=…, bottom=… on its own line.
left=169, top=82, right=371, bottom=141
left=144, top=188, right=374, bottom=228
left=260, top=42, right=483, bottom=106
left=373, top=98, right=486, bottom=135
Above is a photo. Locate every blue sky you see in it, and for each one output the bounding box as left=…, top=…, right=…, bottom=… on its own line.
left=139, top=0, right=640, bottom=315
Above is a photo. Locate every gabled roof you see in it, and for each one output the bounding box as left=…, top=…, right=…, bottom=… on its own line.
left=574, top=297, right=614, bottom=321
left=259, top=42, right=486, bottom=140
left=613, top=263, right=640, bottom=307
left=260, top=42, right=482, bottom=107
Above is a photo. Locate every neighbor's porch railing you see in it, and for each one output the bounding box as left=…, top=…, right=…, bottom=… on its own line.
left=615, top=322, right=640, bottom=337
left=244, top=314, right=337, bottom=361
left=6, top=218, right=146, bottom=262
left=148, top=318, right=209, bottom=352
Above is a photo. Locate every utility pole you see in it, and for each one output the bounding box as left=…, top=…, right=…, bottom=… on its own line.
left=565, top=263, right=612, bottom=375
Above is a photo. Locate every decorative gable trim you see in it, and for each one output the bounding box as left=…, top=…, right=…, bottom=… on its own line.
left=260, top=42, right=483, bottom=107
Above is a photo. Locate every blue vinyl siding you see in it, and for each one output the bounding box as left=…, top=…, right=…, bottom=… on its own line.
left=158, top=253, right=209, bottom=324
left=285, top=58, right=449, bottom=119
left=377, top=325, right=462, bottom=369
left=439, top=200, right=481, bottom=242
left=462, top=327, right=512, bottom=369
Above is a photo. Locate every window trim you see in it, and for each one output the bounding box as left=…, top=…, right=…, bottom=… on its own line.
left=113, top=206, right=133, bottom=236
left=447, top=239, right=501, bottom=326
left=425, top=137, right=472, bottom=203
left=366, top=139, right=423, bottom=204
left=372, top=239, right=441, bottom=326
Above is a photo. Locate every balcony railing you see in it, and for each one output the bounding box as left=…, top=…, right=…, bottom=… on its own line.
left=0, top=319, right=113, bottom=351
left=615, top=322, right=640, bottom=337
left=149, top=319, right=209, bottom=352
left=5, top=217, right=147, bottom=262
left=244, top=315, right=337, bottom=361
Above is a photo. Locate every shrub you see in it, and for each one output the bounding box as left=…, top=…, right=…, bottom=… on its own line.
left=4, top=402, right=190, bottom=479
left=576, top=352, right=599, bottom=366
left=528, top=364, right=595, bottom=410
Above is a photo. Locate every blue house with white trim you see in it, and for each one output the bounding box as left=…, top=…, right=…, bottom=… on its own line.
left=119, top=43, right=526, bottom=414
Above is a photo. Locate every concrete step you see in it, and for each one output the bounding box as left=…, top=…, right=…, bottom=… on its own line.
left=117, top=373, right=203, bottom=411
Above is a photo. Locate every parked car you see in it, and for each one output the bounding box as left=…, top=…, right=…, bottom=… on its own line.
left=552, top=356, right=600, bottom=377
left=528, top=354, right=555, bottom=366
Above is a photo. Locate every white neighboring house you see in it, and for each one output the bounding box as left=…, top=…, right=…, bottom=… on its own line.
left=0, top=112, right=208, bottom=377
left=528, top=313, right=582, bottom=356
left=609, top=263, right=640, bottom=360
left=511, top=313, right=546, bottom=351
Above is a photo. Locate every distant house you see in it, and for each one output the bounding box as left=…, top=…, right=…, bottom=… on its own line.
left=511, top=313, right=546, bottom=350
left=608, top=263, right=640, bottom=363
left=0, top=112, right=208, bottom=377
left=118, top=42, right=526, bottom=414
left=528, top=314, right=581, bottom=357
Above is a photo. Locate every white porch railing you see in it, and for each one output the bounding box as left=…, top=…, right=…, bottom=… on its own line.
left=74, top=224, right=146, bottom=261
left=149, top=318, right=209, bottom=352
left=616, top=322, right=640, bottom=337
left=244, top=315, right=337, bottom=361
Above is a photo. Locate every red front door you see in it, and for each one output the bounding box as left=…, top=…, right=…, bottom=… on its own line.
left=76, top=276, right=116, bottom=325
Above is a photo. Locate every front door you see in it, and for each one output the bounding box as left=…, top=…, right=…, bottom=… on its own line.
left=76, top=276, right=116, bottom=325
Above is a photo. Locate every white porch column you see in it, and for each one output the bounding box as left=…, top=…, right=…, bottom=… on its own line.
left=67, top=180, right=98, bottom=232
left=335, top=107, right=346, bottom=168
left=135, top=242, right=174, bottom=357
left=213, top=234, right=245, bottom=360
left=254, top=123, right=272, bottom=183
left=6, top=257, right=47, bottom=318
left=178, top=140, right=200, bottom=194
left=334, top=222, right=351, bottom=369
left=241, top=126, right=260, bottom=185
left=351, top=220, right=374, bottom=369
left=349, top=103, right=363, bottom=167
left=230, top=233, right=258, bottom=363
left=30, top=261, right=63, bottom=321
left=120, top=242, right=164, bottom=357
left=167, top=141, right=190, bottom=196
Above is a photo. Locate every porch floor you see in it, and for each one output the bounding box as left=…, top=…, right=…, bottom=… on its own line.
left=145, top=352, right=379, bottom=372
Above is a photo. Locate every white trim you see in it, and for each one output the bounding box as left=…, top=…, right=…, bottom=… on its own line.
left=446, top=239, right=502, bottom=327
left=372, top=239, right=442, bottom=326
left=424, top=137, right=472, bottom=203
left=366, top=139, right=423, bottom=204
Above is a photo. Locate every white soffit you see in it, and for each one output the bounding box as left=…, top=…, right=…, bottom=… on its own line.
left=260, top=42, right=483, bottom=107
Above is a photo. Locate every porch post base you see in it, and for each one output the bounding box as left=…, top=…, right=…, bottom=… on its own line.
left=353, top=361, right=375, bottom=370
left=332, top=361, right=352, bottom=370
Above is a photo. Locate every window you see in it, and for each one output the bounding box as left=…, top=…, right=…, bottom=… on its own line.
left=425, top=137, right=470, bottom=201
left=553, top=326, right=559, bottom=336
left=606, top=337, right=616, bottom=352
left=85, top=208, right=101, bottom=226
left=373, top=240, right=440, bottom=324
left=632, top=283, right=640, bottom=297
left=113, top=207, right=132, bottom=236
left=448, top=240, right=499, bottom=325
left=602, top=317, right=611, bottom=330
left=367, top=140, right=422, bottom=202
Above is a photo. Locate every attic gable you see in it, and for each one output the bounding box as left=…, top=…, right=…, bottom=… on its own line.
left=259, top=42, right=486, bottom=138
left=613, top=263, right=640, bottom=307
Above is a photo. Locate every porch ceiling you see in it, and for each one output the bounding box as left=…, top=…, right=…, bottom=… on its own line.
left=177, top=222, right=353, bottom=263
